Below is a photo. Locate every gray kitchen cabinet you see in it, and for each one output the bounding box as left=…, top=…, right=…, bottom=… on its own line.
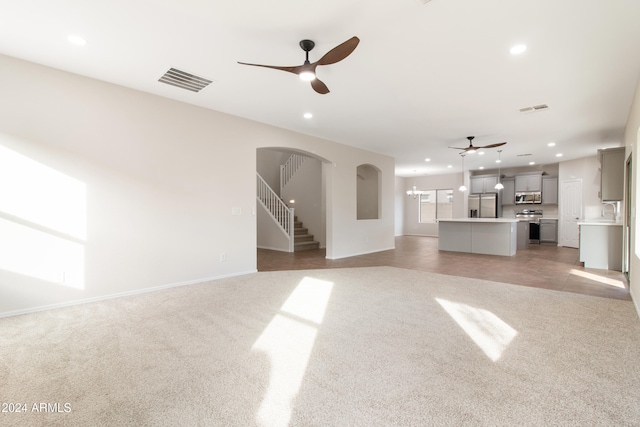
left=516, top=220, right=529, bottom=249
left=599, top=147, right=625, bottom=201
left=515, top=172, right=542, bottom=192
left=539, top=219, right=558, bottom=243
left=579, top=222, right=623, bottom=270
left=501, top=178, right=515, bottom=205
left=542, top=176, right=558, bottom=204
left=470, top=174, right=498, bottom=194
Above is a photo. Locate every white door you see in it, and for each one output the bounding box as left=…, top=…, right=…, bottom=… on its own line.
left=560, top=179, right=582, bottom=248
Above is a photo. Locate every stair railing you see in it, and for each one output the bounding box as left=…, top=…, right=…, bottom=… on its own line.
left=280, top=153, right=306, bottom=194
left=257, top=172, right=295, bottom=252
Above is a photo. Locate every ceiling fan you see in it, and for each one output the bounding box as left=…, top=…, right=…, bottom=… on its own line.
left=449, top=136, right=507, bottom=153
left=237, top=36, right=360, bottom=94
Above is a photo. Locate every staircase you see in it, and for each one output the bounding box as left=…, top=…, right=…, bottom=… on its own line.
left=293, top=217, right=320, bottom=251
left=257, top=172, right=320, bottom=252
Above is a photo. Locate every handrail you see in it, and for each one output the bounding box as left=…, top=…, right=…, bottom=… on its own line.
left=257, top=173, right=295, bottom=252
left=280, top=154, right=306, bottom=193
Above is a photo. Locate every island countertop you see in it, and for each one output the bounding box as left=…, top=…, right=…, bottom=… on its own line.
left=438, top=218, right=519, bottom=223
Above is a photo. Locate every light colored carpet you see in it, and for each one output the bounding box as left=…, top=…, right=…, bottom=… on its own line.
left=1, top=266, right=639, bottom=426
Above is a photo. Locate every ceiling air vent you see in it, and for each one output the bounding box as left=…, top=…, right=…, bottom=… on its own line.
left=519, top=104, right=549, bottom=113
left=158, top=68, right=213, bottom=93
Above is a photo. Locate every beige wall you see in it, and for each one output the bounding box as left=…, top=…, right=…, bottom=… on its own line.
left=0, top=54, right=394, bottom=316
left=401, top=173, right=466, bottom=237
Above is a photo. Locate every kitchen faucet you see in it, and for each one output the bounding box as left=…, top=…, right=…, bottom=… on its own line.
left=601, top=202, right=618, bottom=220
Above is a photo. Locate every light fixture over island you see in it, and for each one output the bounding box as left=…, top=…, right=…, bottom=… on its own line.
left=438, top=218, right=519, bottom=256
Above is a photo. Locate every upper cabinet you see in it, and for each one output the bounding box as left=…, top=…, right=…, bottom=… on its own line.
left=542, top=176, right=558, bottom=204
left=599, top=147, right=625, bottom=201
left=515, top=172, right=542, bottom=192
left=470, top=174, right=498, bottom=194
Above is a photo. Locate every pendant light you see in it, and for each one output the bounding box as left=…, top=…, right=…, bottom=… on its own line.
left=459, top=153, right=467, bottom=192
left=494, top=150, right=504, bottom=190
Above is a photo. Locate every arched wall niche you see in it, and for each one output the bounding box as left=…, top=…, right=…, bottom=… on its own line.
left=356, top=163, right=381, bottom=220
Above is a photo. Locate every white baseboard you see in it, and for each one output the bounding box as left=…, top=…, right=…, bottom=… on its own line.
left=326, top=246, right=396, bottom=260
left=0, top=269, right=257, bottom=319
left=257, top=245, right=290, bottom=252
left=631, top=287, right=640, bottom=320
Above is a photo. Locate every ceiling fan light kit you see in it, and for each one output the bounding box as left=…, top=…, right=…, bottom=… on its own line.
left=298, top=69, right=316, bottom=81
left=238, top=36, right=360, bottom=94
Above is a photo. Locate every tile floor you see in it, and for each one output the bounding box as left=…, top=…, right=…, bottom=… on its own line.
left=257, top=235, right=630, bottom=300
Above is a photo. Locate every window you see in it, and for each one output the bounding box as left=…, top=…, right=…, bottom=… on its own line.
left=419, top=189, right=453, bottom=222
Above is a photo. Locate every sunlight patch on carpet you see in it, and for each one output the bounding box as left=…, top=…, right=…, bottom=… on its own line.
left=252, top=276, right=334, bottom=427
left=570, top=269, right=625, bottom=288
left=436, top=298, right=518, bottom=362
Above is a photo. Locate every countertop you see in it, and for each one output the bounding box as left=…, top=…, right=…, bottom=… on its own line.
left=578, top=219, right=623, bottom=226
left=438, top=218, right=519, bottom=223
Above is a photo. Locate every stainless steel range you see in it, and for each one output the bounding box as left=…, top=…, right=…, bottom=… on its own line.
left=515, top=209, right=543, bottom=243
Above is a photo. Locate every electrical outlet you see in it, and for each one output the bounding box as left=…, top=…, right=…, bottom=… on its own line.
left=219, top=252, right=226, bottom=262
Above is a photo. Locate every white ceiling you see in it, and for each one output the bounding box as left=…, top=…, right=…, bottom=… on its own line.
left=1, top=0, right=639, bottom=176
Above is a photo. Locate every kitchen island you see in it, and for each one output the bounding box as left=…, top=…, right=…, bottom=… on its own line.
left=438, top=218, right=519, bottom=256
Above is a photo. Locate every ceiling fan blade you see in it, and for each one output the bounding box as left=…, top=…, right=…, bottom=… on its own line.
left=237, top=62, right=303, bottom=75
left=448, top=146, right=470, bottom=150
left=311, top=78, right=330, bottom=94
left=477, top=142, right=507, bottom=149
left=316, top=37, right=360, bottom=66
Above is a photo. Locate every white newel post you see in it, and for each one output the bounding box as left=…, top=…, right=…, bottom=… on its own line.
left=288, top=208, right=295, bottom=252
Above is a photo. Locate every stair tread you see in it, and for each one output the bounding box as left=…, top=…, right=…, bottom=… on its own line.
left=294, top=241, right=320, bottom=251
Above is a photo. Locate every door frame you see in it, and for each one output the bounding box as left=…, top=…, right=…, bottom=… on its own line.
left=625, top=154, right=632, bottom=277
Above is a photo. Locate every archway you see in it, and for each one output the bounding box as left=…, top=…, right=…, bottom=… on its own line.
left=256, top=147, right=331, bottom=256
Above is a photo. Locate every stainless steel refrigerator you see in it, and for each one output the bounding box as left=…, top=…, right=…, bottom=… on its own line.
left=468, top=193, right=499, bottom=218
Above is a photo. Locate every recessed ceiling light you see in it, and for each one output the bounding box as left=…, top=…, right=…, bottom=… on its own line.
left=447, top=165, right=452, bottom=168
left=478, top=151, right=485, bottom=156
left=510, top=44, right=527, bottom=55
left=556, top=153, right=563, bottom=157
left=425, top=158, right=431, bottom=162
left=529, top=161, right=535, bottom=165
left=548, top=141, right=556, bottom=147
left=479, top=166, right=485, bottom=170
left=303, top=112, right=313, bottom=119
left=67, top=35, right=87, bottom=46
left=495, top=159, right=502, bottom=163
